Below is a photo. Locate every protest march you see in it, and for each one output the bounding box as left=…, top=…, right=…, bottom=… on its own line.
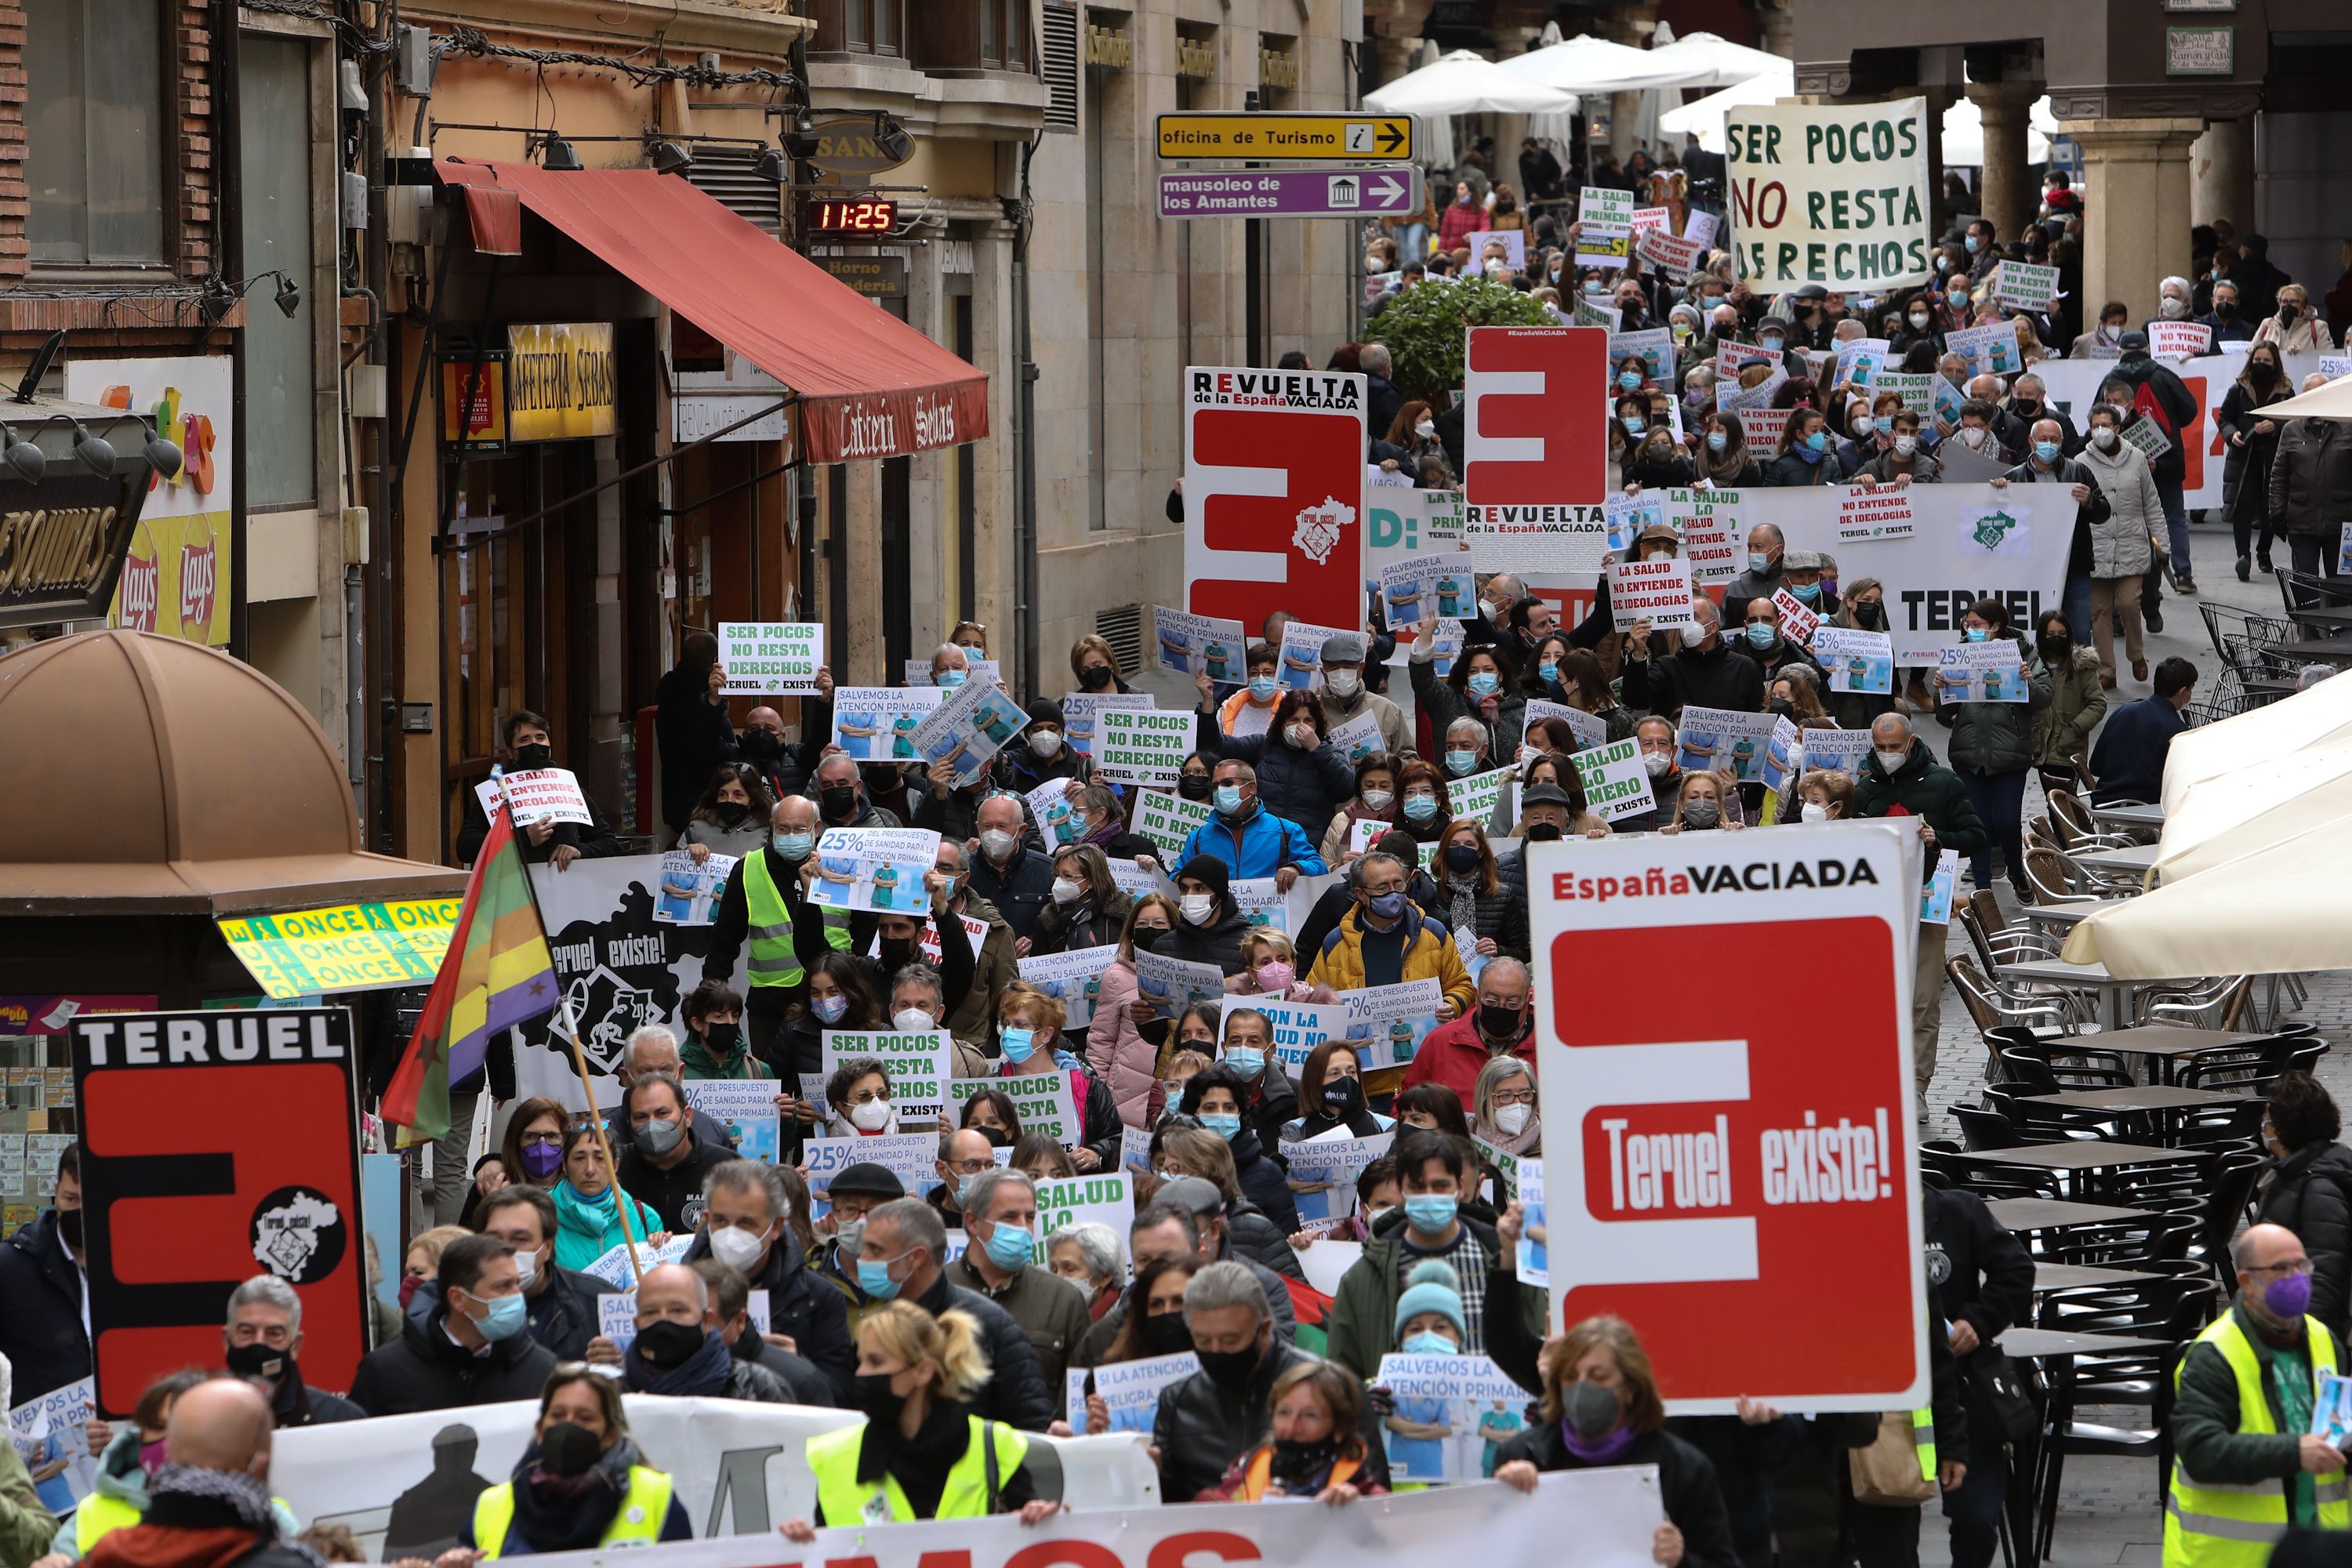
left=13, top=15, right=2352, bottom=1568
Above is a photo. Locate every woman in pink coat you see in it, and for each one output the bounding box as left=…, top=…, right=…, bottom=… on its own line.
left=1087, top=892, right=1180, bottom=1130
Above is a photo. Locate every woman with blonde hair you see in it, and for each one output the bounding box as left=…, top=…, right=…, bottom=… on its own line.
left=1225, top=927, right=1338, bottom=1005
left=1069, top=634, right=1129, bottom=695
left=781, top=1304, right=1060, bottom=1534
left=1206, top=1360, right=1385, bottom=1503
left=2253, top=281, right=2336, bottom=353
left=1661, top=770, right=1743, bottom=834
left=1084, top=893, right=1178, bottom=1128
left=1495, top=1317, right=1737, bottom=1568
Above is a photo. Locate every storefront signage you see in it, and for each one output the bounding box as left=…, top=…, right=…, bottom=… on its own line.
left=67, top=357, right=235, bottom=648
left=216, top=899, right=464, bottom=1000
left=2165, top=25, right=2234, bottom=74
left=0, top=410, right=155, bottom=631
left=815, top=253, right=908, bottom=299
left=439, top=351, right=509, bottom=454
left=507, top=322, right=617, bottom=443
left=802, top=114, right=915, bottom=175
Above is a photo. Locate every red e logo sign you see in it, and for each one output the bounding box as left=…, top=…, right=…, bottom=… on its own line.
left=1182, top=366, right=1367, bottom=633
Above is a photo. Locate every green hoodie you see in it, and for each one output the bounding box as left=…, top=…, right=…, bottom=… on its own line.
left=679, top=1029, right=770, bottom=1081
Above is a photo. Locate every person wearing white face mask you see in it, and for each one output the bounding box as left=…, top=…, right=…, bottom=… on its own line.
left=1030, top=843, right=1131, bottom=959
left=1469, top=1057, right=1540, bottom=1159
left=2075, top=403, right=2160, bottom=687
left=963, top=793, right=1054, bottom=949
left=476, top=1186, right=608, bottom=1363
left=826, top=1056, right=906, bottom=1141
left=1853, top=712, right=1987, bottom=1102
left=673, top=1160, right=855, bottom=1403
left=1312, top=633, right=1409, bottom=755
left=1789, top=769, right=1852, bottom=827
left=1161, top=855, right=1255, bottom=977
left=1855, top=409, right=1942, bottom=488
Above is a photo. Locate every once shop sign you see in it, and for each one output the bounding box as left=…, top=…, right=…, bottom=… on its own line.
left=0, top=445, right=151, bottom=631
left=506, top=323, right=617, bottom=442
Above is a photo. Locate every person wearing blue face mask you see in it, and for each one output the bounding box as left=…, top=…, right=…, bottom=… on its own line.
left=1213, top=644, right=1285, bottom=737
left=989, top=984, right=1123, bottom=1172
left=853, top=1198, right=1056, bottom=1430
left=1762, top=411, right=1839, bottom=488
left=1381, top=1261, right=1472, bottom=1483
left=1178, top=1059, right=1300, bottom=1235
left=1736, top=598, right=1826, bottom=691
left=1320, top=1131, right=1548, bottom=1381
left=1439, top=719, right=1488, bottom=782
left=349, top=1233, right=560, bottom=1415
left=1410, top=627, right=1524, bottom=773
left=942, top=1167, right=1095, bottom=1392
left=1991, top=415, right=2110, bottom=718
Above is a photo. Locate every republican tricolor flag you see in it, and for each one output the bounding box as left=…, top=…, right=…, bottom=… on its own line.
left=383, top=797, right=558, bottom=1136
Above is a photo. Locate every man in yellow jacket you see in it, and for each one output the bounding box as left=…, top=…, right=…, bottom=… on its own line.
left=1305, top=850, right=1473, bottom=1096
left=2165, top=1223, right=2351, bottom=1568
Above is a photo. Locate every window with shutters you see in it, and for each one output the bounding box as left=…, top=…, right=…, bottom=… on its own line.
left=1038, top=4, right=1079, bottom=132
left=1095, top=604, right=1143, bottom=675
left=686, top=146, right=782, bottom=236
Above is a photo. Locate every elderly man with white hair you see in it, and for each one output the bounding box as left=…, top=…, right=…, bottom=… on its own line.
left=1358, top=341, right=1401, bottom=438
left=223, top=1274, right=365, bottom=1428
left=600, top=1025, right=728, bottom=1148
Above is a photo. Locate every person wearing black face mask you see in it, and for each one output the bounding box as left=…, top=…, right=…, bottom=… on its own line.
left=1403, top=957, right=1536, bottom=1104
left=1175, top=754, right=1215, bottom=803
left=456, top=710, right=626, bottom=869
left=1071, top=635, right=1131, bottom=696
left=681, top=764, right=774, bottom=863
left=677, top=978, right=770, bottom=1084
left=1825, top=579, right=1899, bottom=732
left=618, top=1264, right=793, bottom=1404
left=1280, top=1042, right=1390, bottom=1142
left=811, top=752, right=902, bottom=832
left=0, top=1146, right=91, bottom=1403
left=223, top=1275, right=365, bottom=1428
left=459, top=1367, right=691, bottom=1557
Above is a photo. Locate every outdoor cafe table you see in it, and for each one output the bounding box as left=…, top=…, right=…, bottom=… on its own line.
left=2020, top=1083, right=2254, bottom=1142
left=2071, top=843, right=2159, bottom=875
left=2020, top=898, right=2131, bottom=932
left=2083, top=1023, right=2270, bottom=1086
left=2088, top=802, right=2164, bottom=832
left=1984, top=1197, right=2151, bottom=1232
left=1998, top=1327, right=2170, bottom=1358
left=2031, top=1264, right=2164, bottom=1293
left=1960, top=1141, right=2191, bottom=1200
left=2265, top=637, right=2352, bottom=669
left=1997, top=956, right=2193, bottom=1030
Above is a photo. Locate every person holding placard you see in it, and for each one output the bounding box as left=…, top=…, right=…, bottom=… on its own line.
left=1195, top=691, right=1355, bottom=847
left=1429, top=819, right=1527, bottom=965
left=1281, top=1041, right=1392, bottom=1144
left=679, top=764, right=774, bottom=862
left=455, top=711, right=624, bottom=870
left=1410, top=628, right=1525, bottom=768
left=1205, top=1360, right=1385, bottom=1505
left=991, top=983, right=1120, bottom=1172
left=1930, top=600, right=2049, bottom=900
left=1622, top=597, right=1764, bottom=724
left=1083, top=893, right=1181, bottom=1129
left=2104, top=333, right=2200, bottom=590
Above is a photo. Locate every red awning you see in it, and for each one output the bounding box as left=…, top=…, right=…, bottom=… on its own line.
left=437, top=161, right=986, bottom=463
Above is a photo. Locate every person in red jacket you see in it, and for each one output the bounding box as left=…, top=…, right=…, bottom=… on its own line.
left=1400, top=958, right=1535, bottom=1102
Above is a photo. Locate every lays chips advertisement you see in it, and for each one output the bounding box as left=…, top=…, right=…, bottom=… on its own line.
left=65, top=356, right=234, bottom=646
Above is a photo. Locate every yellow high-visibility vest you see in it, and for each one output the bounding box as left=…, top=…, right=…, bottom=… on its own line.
left=807, top=1416, right=1026, bottom=1524
left=742, top=853, right=810, bottom=989
left=469, top=1467, right=673, bottom=1557
left=2163, top=1312, right=2348, bottom=1568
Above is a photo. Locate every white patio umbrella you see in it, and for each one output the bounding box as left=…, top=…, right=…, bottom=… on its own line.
left=2154, top=745, right=2352, bottom=879
left=2059, top=814, right=2352, bottom=977
left=2161, top=669, right=2352, bottom=813
left=1659, top=67, right=1793, bottom=148
left=2259, top=374, right=2352, bottom=419
left=1366, top=49, right=1581, bottom=117
left=1940, top=94, right=2056, bottom=166
left=1503, top=34, right=1715, bottom=95
left=1640, top=31, right=1790, bottom=89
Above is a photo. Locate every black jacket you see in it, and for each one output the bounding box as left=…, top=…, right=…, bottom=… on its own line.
left=612, top=1131, right=739, bottom=1235
left=1227, top=1126, right=1300, bottom=1237
left=0, top=1211, right=89, bottom=1402
left=682, top=1224, right=858, bottom=1403
left=911, top=1269, right=1056, bottom=1431
left=1926, top=1186, right=2037, bottom=1433
left=655, top=661, right=740, bottom=832
left=1225, top=1197, right=1307, bottom=1281
left=1763, top=447, right=1842, bottom=487
left=1621, top=639, right=1766, bottom=722
left=702, top=845, right=876, bottom=1011
left=2104, top=354, right=2198, bottom=485
left=1667, top=1414, right=1807, bottom=1559
left=524, top=1264, right=615, bottom=1363
left=455, top=771, right=627, bottom=868
left=1152, top=1338, right=1388, bottom=1501
left=1494, top=1422, right=1739, bottom=1568
left=1166, top=906, right=1255, bottom=978
left=1852, top=736, right=1988, bottom=872
left=2257, top=1141, right=2352, bottom=1338
left=966, top=846, right=1056, bottom=943
left=1998, top=456, right=2113, bottom=579
left=347, top=1305, right=561, bottom=1415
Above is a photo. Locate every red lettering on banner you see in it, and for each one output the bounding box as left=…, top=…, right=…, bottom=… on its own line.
left=1187, top=408, right=1363, bottom=630
left=1006, top=1541, right=1126, bottom=1568
left=1145, top=1531, right=1265, bottom=1568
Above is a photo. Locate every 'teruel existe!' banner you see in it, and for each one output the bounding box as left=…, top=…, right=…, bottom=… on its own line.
left=1462, top=326, right=1610, bottom=576
left=1527, top=822, right=1929, bottom=1413
left=1183, top=365, right=1366, bottom=634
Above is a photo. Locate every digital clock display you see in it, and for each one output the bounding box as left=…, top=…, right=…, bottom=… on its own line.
left=807, top=198, right=898, bottom=234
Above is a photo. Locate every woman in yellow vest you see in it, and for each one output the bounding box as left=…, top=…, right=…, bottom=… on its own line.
left=1204, top=1361, right=1385, bottom=1503
left=779, top=1303, right=1061, bottom=1539
left=457, top=1366, right=690, bottom=1559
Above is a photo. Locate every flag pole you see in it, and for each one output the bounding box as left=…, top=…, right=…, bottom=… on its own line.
left=495, top=768, right=646, bottom=1285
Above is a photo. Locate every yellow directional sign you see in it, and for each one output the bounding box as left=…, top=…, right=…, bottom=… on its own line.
left=1156, top=112, right=1414, bottom=163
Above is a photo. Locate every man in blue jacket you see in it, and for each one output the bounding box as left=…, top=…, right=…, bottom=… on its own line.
left=1179, top=759, right=1327, bottom=886
left=2089, top=656, right=2197, bottom=804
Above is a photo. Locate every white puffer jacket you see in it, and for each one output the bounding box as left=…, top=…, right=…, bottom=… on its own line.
left=2078, top=437, right=2161, bottom=579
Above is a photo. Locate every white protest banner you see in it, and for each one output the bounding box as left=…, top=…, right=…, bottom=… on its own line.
left=1630, top=206, right=1670, bottom=238
left=1670, top=487, right=1741, bottom=585
left=804, top=1132, right=942, bottom=1202
left=950, top=1069, right=1076, bottom=1146
left=476, top=767, right=592, bottom=828
left=599, top=1289, right=770, bottom=1353
left=1836, top=485, right=1916, bottom=545
left=1573, top=296, right=1620, bottom=331
left=1527, top=822, right=1926, bottom=1411
left=1463, top=326, right=1610, bottom=575
left=1674, top=705, right=1780, bottom=782
left=1603, top=488, right=1667, bottom=554
left=1869, top=372, right=1934, bottom=413
left=653, top=849, right=734, bottom=925
left=1151, top=607, right=1248, bottom=682
left=909, top=677, right=1029, bottom=787
left=1274, top=619, right=1352, bottom=691
left=1134, top=948, right=1226, bottom=1022
left=1285, top=1127, right=1394, bottom=1229
left=1727, top=98, right=1929, bottom=292
left=1945, top=322, right=2022, bottom=378
left=1801, top=728, right=1876, bottom=778
left=1937, top=641, right=2031, bottom=703
left=579, top=1234, right=695, bottom=1289
left=1281, top=870, right=1342, bottom=931
left=1516, top=1157, right=1548, bottom=1288
left=819, top=1029, right=955, bottom=1122
left=1373, top=1352, right=1533, bottom=1483
left=1069, top=1351, right=1201, bottom=1436
left=1341, top=979, right=1444, bottom=1069
left=2149, top=321, right=2213, bottom=361
left=1184, top=365, right=1367, bottom=637
left=1635, top=226, right=1704, bottom=275
left=11, top=1377, right=96, bottom=1516
left=808, top=826, right=942, bottom=916
left=1606, top=328, right=1675, bottom=389
left=1931, top=372, right=1968, bottom=431
left=1772, top=589, right=1823, bottom=648
left=1573, top=738, right=1653, bottom=822
left=1132, top=789, right=1212, bottom=862
left=1094, top=708, right=1196, bottom=786
left=1991, top=260, right=2058, bottom=313
left=1118, top=1123, right=1153, bottom=1174
left=1922, top=848, right=1960, bottom=926
left=1447, top=764, right=1516, bottom=831
left=902, top=658, right=1004, bottom=688
left=1523, top=697, right=1595, bottom=751
left=1059, top=691, right=1154, bottom=759
left=1018, top=946, right=1120, bottom=1031
left=1607, top=557, right=1694, bottom=631
left=717, top=622, right=822, bottom=696
left=1366, top=485, right=1467, bottom=579
left=1685, top=209, right=1720, bottom=249
left=1834, top=337, right=1890, bottom=387
left=1760, top=716, right=1802, bottom=795
left=831, top=686, right=942, bottom=762
left=2121, top=415, right=2173, bottom=463
left=1327, top=708, right=1387, bottom=767
left=270, top=1395, right=1162, bottom=1558
left=681, top=1079, right=782, bottom=1164
left=1816, top=626, right=1894, bottom=694
left=1255, top=995, right=1346, bottom=1075
left=1577, top=186, right=1634, bottom=267
left=1036, top=1171, right=1134, bottom=1253
left=1377, top=558, right=1436, bottom=631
